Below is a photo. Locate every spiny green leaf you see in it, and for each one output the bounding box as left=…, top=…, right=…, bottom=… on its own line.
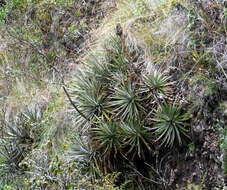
left=152, top=103, right=190, bottom=147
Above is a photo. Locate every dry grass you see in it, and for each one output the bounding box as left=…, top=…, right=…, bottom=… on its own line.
left=89, top=0, right=190, bottom=75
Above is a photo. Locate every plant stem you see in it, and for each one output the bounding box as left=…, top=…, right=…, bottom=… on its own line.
left=116, top=23, right=162, bottom=106
left=62, top=86, right=90, bottom=122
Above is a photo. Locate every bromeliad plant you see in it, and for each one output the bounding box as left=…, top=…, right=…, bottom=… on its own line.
left=70, top=135, right=101, bottom=179
left=68, top=35, right=190, bottom=186
left=69, top=35, right=190, bottom=149
left=91, top=119, right=124, bottom=173
left=152, top=103, right=190, bottom=147
left=121, top=120, right=152, bottom=158
left=0, top=108, right=41, bottom=186
left=141, top=70, right=173, bottom=100
left=70, top=73, right=109, bottom=130
left=92, top=120, right=122, bottom=156
left=109, top=81, right=145, bottom=121
left=85, top=54, right=113, bottom=87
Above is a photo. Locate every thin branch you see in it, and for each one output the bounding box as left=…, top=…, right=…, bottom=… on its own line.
left=62, top=86, right=90, bottom=122
left=119, top=152, right=162, bottom=186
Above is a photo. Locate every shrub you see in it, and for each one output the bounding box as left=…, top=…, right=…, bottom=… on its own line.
left=68, top=34, right=190, bottom=188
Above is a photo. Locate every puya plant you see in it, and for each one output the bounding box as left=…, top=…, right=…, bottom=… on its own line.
left=0, top=116, right=32, bottom=185
left=68, top=33, right=190, bottom=187
left=70, top=72, right=109, bottom=131
left=152, top=102, right=190, bottom=147
left=92, top=119, right=122, bottom=157
left=109, top=81, right=145, bottom=121
left=0, top=105, right=45, bottom=186
left=69, top=33, right=189, bottom=150
left=121, top=119, right=152, bottom=159
left=70, top=134, right=102, bottom=181
left=141, top=70, right=173, bottom=99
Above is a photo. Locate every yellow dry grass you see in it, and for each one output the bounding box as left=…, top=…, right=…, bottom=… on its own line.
left=91, top=1, right=185, bottom=46
left=88, top=0, right=189, bottom=71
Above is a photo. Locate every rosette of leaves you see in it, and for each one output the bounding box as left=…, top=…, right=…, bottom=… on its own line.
left=152, top=103, right=189, bottom=147
left=84, top=36, right=141, bottom=88
left=22, top=106, right=44, bottom=143
left=121, top=120, right=152, bottom=158
left=0, top=116, right=34, bottom=161
left=141, top=70, right=173, bottom=100
left=91, top=119, right=124, bottom=172
left=0, top=105, right=44, bottom=185
left=109, top=81, right=144, bottom=121
left=70, top=135, right=101, bottom=179
left=85, top=54, right=113, bottom=87
left=92, top=120, right=122, bottom=156
left=70, top=73, right=109, bottom=130
left=0, top=117, right=34, bottom=186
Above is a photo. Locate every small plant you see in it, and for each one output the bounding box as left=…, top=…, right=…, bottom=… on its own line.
left=121, top=120, right=152, bottom=158
left=141, top=70, right=172, bottom=99
left=70, top=74, right=108, bottom=129
left=22, top=105, right=43, bottom=124
left=0, top=121, right=31, bottom=186
left=109, top=81, right=144, bottom=121
left=152, top=103, right=189, bottom=147
left=92, top=120, right=122, bottom=156
left=86, top=54, right=112, bottom=86
left=70, top=135, right=101, bottom=179
left=71, top=135, right=96, bottom=163
left=0, top=139, right=22, bottom=172
left=0, top=105, right=45, bottom=186
left=22, top=106, right=45, bottom=143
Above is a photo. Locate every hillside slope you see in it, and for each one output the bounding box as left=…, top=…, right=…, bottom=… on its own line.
left=0, top=0, right=226, bottom=189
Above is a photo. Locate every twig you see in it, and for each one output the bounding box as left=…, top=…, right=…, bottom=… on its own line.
left=120, top=152, right=162, bottom=185
left=62, top=86, right=89, bottom=122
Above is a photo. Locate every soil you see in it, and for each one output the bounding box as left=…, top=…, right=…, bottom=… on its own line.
left=170, top=82, right=227, bottom=189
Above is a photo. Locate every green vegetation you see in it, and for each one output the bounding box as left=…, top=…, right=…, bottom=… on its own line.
left=110, top=81, right=144, bottom=121
left=0, top=0, right=226, bottom=189
left=121, top=119, right=152, bottom=158
left=68, top=34, right=189, bottom=188
left=142, top=71, right=173, bottom=98
left=152, top=103, right=189, bottom=147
